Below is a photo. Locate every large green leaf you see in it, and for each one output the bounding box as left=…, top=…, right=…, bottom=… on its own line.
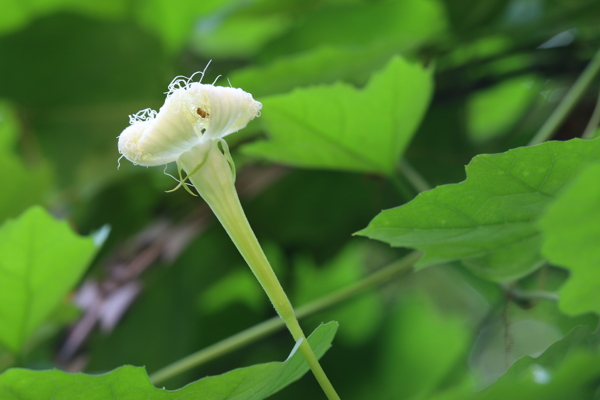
left=539, top=163, right=600, bottom=316
left=0, top=206, right=97, bottom=353
left=0, top=322, right=338, bottom=399
left=243, top=56, right=433, bottom=176
left=358, top=138, right=600, bottom=282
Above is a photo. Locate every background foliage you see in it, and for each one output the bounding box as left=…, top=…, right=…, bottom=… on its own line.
left=1, top=0, right=600, bottom=398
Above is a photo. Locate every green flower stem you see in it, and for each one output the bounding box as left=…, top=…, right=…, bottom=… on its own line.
left=150, top=251, right=422, bottom=385
left=178, top=141, right=340, bottom=400
left=529, top=47, right=600, bottom=146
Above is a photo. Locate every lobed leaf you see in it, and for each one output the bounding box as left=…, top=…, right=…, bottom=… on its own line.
left=0, top=321, right=338, bottom=400
left=358, top=138, right=600, bottom=282
left=0, top=206, right=97, bottom=353
left=243, top=56, right=433, bottom=176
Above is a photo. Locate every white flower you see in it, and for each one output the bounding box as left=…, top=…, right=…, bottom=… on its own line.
left=118, top=74, right=262, bottom=167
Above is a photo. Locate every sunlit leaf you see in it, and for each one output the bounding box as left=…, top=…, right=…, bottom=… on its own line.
left=540, top=162, right=600, bottom=316
left=0, top=322, right=338, bottom=400
left=358, top=138, right=600, bottom=282
left=0, top=206, right=97, bottom=353
left=243, top=56, right=433, bottom=176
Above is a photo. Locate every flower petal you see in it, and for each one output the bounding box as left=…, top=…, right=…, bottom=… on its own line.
left=118, top=78, right=261, bottom=167
left=118, top=102, right=200, bottom=166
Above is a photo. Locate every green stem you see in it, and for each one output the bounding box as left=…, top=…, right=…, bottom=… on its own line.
left=150, top=251, right=421, bottom=385
left=582, top=87, right=600, bottom=139
left=178, top=141, right=340, bottom=400
left=398, top=160, right=432, bottom=193
left=529, top=47, right=600, bottom=146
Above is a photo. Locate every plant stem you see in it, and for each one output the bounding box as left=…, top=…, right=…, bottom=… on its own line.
left=529, top=47, right=600, bottom=146
left=150, top=251, right=421, bottom=385
left=582, top=87, right=600, bottom=139
left=398, top=160, right=432, bottom=193
left=178, top=142, right=340, bottom=399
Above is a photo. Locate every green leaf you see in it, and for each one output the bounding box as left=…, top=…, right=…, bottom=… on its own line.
left=467, top=76, right=541, bottom=143
left=191, top=12, right=288, bottom=59
left=356, top=291, right=469, bottom=399
left=358, top=138, right=600, bottom=282
left=0, top=0, right=126, bottom=36
left=199, top=269, right=266, bottom=314
left=243, top=56, right=433, bottom=176
left=0, top=206, right=97, bottom=353
left=292, top=242, right=383, bottom=345
left=0, top=101, right=54, bottom=223
left=230, top=45, right=412, bottom=98
left=262, top=0, right=447, bottom=59
left=133, top=0, right=225, bottom=52
left=539, top=162, right=600, bottom=316
left=0, top=322, right=338, bottom=400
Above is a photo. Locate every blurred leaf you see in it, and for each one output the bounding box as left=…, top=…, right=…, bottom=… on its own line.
left=0, top=101, right=53, bottom=223
left=133, top=0, right=226, bottom=52
left=426, top=325, right=600, bottom=400
left=463, top=325, right=600, bottom=399
left=469, top=304, right=564, bottom=388
left=0, top=0, right=126, bottom=36
left=199, top=269, right=266, bottom=314
left=0, top=100, right=18, bottom=149
left=198, top=242, right=284, bottom=314
left=499, top=325, right=600, bottom=383
left=540, top=162, right=600, bottom=316
left=243, top=56, right=433, bottom=176
left=467, top=76, right=541, bottom=143
left=0, top=322, right=338, bottom=400
left=0, top=206, right=97, bottom=353
left=358, top=138, right=600, bottom=282
left=292, top=242, right=383, bottom=345
left=0, top=150, right=53, bottom=223
left=230, top=44, right=402, bottom=98
left=0, top=14, right=171, bottom=186
left=262, top=0, right=447, bottom=59
left=192, top=12, right=288, bottom=58
left=371, top=292, right=470, bottom=399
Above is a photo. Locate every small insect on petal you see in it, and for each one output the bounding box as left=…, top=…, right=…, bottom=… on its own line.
left=197, top=108, right=209, bottom=118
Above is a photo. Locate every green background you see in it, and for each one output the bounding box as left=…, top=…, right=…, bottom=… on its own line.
left=1, top=0, right=600, bottom=398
